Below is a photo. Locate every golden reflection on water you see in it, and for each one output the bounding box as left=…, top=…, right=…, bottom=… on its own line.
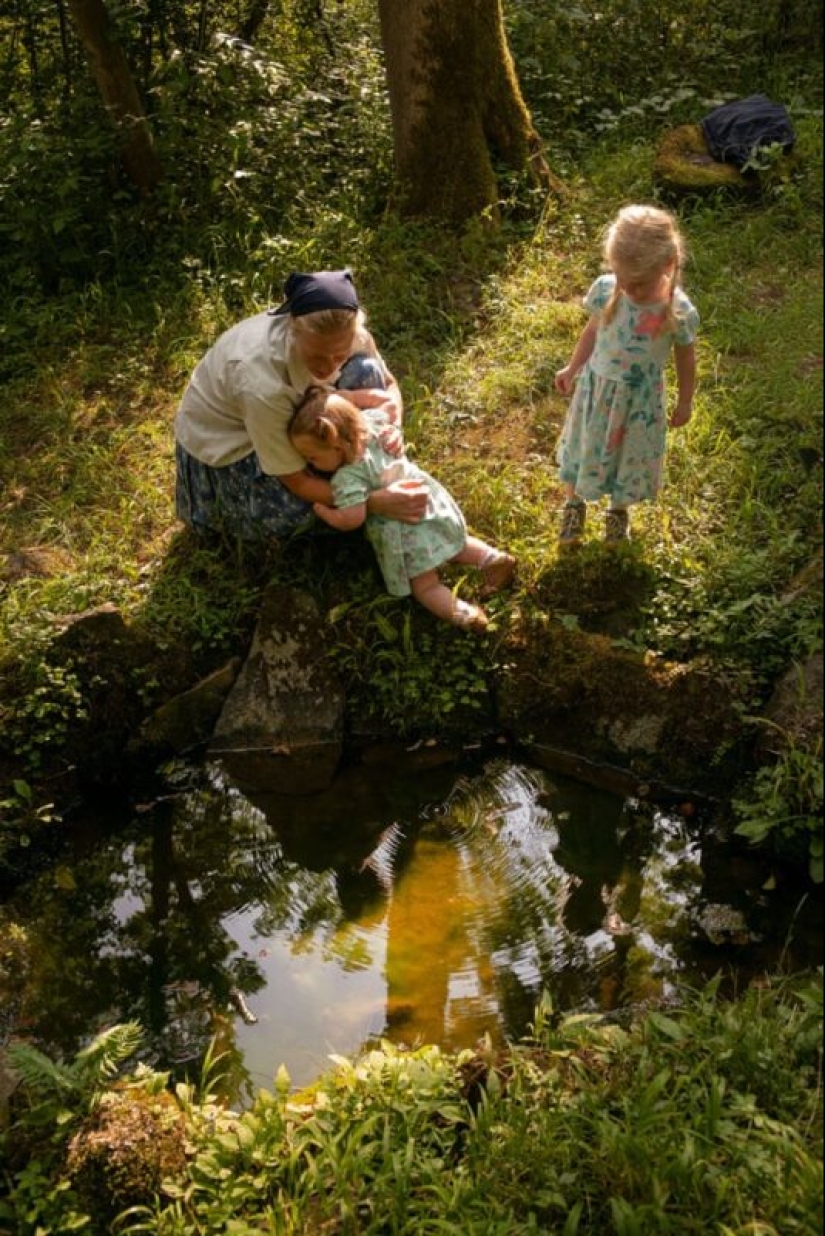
left=385, top=838, right=498, bottom=1050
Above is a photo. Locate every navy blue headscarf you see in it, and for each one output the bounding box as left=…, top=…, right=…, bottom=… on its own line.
left=271, top=269, right=360, bottom=318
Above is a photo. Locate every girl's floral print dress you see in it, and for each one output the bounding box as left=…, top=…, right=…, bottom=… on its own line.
left=557, top=273, right=699, bottom=505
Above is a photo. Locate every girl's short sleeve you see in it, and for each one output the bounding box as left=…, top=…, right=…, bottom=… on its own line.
left=583, top=274, right=615, bottom=316
left=674, top=292, right=700, bottom=346
left=331, top=463, right=370, bottom=510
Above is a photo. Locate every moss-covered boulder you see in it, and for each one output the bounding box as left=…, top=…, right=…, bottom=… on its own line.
left=66, top=1090, right=186, bottom=1233
left=654, top=124, right=755, bottom=197
left=498, top=608, right=748, bottom=798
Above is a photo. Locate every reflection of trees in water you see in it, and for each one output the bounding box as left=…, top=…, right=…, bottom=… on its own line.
left=6, top=781, right=287, bottom=1094
left=380, top=763, right=704, bottom=1047
left=5, top=755, right=458, bottom=1083
left=7, top=755, right=805, bottom=1101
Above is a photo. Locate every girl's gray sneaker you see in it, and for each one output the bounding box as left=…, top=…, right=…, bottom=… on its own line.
left=559, top=498, right=587, bottom=544
left=605, top=508, right=630, bottom=542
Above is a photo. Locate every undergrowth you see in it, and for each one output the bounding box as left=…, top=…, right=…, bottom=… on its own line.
left=0, top=977, right=821, bottom=1234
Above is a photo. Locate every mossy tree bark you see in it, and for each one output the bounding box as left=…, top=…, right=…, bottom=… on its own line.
left=377, top=0, right=553, bottom=223
left=66, top=0, right=164, bottom=195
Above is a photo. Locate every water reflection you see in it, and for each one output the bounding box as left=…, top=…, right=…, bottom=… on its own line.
left=1, top=757, right=821, bottom=1100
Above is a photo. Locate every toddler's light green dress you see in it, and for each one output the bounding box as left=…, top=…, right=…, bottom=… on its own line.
left=557, top=274, right=699, bottom=505
left=331, top=411, right=467, bottom=597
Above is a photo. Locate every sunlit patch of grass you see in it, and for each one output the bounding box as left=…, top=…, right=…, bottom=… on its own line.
left=0, top=117, right=821, bottom=772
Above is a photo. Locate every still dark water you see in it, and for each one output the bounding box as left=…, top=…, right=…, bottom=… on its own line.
left=3, top=753, right=822, bottom=1101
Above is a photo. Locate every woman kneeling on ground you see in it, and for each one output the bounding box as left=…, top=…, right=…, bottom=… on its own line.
left=174, top=268, right=427, bottom=540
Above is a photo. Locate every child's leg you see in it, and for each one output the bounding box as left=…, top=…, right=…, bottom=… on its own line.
left=452, top=536, right=517, bottom=596
left=452, top=536, right=496, bottom=568
left=411, top=570, right=488, bottom=630
left=559, top=489, right=587, bottom=544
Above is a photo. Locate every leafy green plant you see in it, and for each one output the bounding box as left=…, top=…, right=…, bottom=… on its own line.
left=0, top=1023, right=149, bottom=1236
left=0, top=779, right=58, bottom=850
left=741, top=140, right=794, bottom=175
left=47, top=978, right=823, bottom=1234
left=508, top=0, right=822, bottom=152
left=734, top=735, right=824, bottom=881
left=0, top=655, right=88, bottom=770
left=326, top=587, right=492, bottom=739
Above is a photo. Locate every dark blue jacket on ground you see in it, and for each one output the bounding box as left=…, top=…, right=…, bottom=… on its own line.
left=701, top=94, right=795, bottom=167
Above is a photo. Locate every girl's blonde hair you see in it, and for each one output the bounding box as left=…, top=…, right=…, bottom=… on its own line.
left=602, top=204, right=687, bottom=330
left=289, top=307, right=367, bottom=339
left=288, top=386, right=369, bottom=465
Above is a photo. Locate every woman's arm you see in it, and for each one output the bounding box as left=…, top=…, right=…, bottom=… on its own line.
left=340, top=377, right=404, bottom=426
left=671, top=342, right=696, bottom=427
left=281, top=460, right=426, bottom=523
left=367, top=480, right=428, bottom=522
left=342, top=378, right=427, bottom=522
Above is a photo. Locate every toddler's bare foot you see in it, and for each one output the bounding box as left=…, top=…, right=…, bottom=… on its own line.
left=452, top=599, right=490, bottom=632
left=481, top=551, right=516, bottom=598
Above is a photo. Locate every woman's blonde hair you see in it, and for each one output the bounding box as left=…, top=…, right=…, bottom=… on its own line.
left=288, top=386, right=368, bottom=465
left=289, top=307, right=367, bottom=338
left=601, top=204, right=687, bottom=330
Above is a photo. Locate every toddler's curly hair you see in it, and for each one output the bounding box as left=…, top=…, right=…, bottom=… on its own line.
left=288, top=386, right=369, bottom=465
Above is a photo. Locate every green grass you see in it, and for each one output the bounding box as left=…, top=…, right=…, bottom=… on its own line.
left=1, top=125, right=821, bottom=656
left=1, top=125, right=822, bottom=842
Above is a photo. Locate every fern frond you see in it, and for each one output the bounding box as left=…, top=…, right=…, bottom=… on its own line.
left=6, top=1042, right=79, bottom=1097
left=74, top=1022, right=144, bottom=1085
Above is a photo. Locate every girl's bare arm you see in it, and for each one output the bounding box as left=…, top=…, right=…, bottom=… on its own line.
left=312, top=501, right=367, bottom=531
left=555, top=317, right=599, bottom=395
left=671, top=342, right=696, bottom=427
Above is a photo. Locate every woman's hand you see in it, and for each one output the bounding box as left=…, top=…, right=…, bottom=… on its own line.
left=368, top=479, right=428, bottom=524
left=379, top=424, right=405, bottom=457
left=342, top=386, right=402, bottom=424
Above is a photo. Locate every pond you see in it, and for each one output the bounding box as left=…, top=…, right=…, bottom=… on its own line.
left=2, top=750, right=822, bottom=1102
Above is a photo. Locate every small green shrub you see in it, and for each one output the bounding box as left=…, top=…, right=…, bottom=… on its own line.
left=0, top=654, right=88, bottom=771
left=325, top=587, right=493, bottom=739
left=734, top=737, right=824, bottom=881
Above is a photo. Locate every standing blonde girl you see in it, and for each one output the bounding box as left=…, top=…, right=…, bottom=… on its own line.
left=554, top=205, right=699, bottom=543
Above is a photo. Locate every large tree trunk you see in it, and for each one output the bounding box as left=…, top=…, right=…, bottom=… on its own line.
left=377, top=0, right=553, bottom=223
left=66, top=0, right=164, bottom=195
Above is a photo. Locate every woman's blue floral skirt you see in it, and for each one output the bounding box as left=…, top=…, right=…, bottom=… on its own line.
left=175, top=443, right=314, bottom=541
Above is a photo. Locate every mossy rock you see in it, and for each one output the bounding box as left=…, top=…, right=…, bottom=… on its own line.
left=654, top=124, right=754, bottom=197
left=66, top=1090, right=187, bottom=1232
left=497, top=609, right=748, bottom=796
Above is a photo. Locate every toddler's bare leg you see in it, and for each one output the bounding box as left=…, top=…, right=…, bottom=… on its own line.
left=411, top=570, right=488, bottom=630
left=410, top=570, right=460, bottom=621
left=452, top=536, right=516, bottom=597
left=452, top=536, right=492, bottom=567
